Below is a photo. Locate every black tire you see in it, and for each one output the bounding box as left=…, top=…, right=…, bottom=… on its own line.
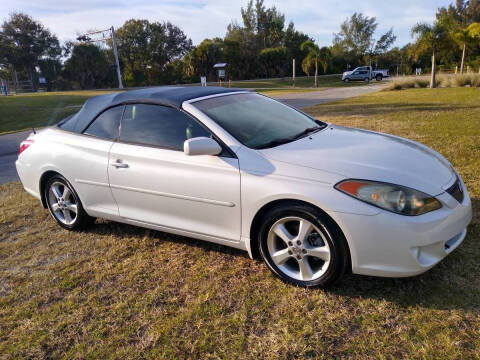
left=258, top=203, right=349, bottom=288
left=363, top=77, right=370, bottom=83
left=375, top=74, right=383, bottom=81
left=343, top=78, right=350, bottom=83
left=44, top=174, right=94, bottom=230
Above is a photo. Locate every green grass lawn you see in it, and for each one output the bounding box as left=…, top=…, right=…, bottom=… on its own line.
left=0, top=90, right=121, bottom=134
left=226, top=74, right=370, bottom=88
left=1, top=88, right=479, bottom=359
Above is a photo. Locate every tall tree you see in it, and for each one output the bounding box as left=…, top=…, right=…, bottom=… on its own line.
left=114, top=19, right=150, bottom=85
left=453, top=26, right=475, bottom=72
left=334, top=13, right=396, bottom=65
left=190, top=38, right=224, bottom=80
left=334, top=13, right=373, bottom=57
left=300, top=40, right=321, bottom=87
left=115, top=19, right=192, bottom=86
left=259, top=46, right=287, bottom=77
left=318, top=46, right=332, bottom=74
left=62, top=43, right=112, bottom=89
left=240, top=0, right=285, bottom=48
left=0, top=13, right=60, bottom=88
left=284, top=22, right=311, bottom=76
left=469, top=22, right=480, bottom=37
left=224, top=0, right=289, bottom=79
left=437, top=0, right=480, bottom=26
left=411, top=22, right=449, bottom=88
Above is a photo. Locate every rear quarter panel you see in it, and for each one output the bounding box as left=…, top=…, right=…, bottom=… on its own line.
left=16, top=127, right=118, bottom=216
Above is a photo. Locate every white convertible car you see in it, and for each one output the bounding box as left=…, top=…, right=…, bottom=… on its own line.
left=16, top=87, right=472, bottom=287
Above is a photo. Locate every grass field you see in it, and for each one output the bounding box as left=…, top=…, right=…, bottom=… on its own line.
left=225, top=74, right=371, bottom=88
left=0, top=75, right=381, bottom=134
left=1, top=88, right=479, bottom=359
left=0, top=91, right=121, bottom=134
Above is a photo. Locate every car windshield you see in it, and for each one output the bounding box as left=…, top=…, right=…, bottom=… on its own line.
left=192, top=93, right=326, bottom=149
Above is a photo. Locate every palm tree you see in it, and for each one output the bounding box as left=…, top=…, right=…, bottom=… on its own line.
left=318, top=46, right=332, bottom=74
left=300, top=40, right=321, bottom=87
left=411, top=22, right=448, bottom=88
left=453, top=27, right=474, bottom=74
left=468, top=22, right=480, bottom=39
left=301, top=57, right=312, bottom=77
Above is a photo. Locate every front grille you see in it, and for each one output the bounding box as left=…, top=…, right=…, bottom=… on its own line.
left=446, top=177, right=464, bottom=203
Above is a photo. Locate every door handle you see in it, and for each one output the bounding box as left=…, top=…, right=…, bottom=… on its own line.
left=111, top=160, right=129, bottom=168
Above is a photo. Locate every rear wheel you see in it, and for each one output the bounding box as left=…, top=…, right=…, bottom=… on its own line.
left=258, top=204, right=349, bottom=288
left=376, top=74, right=383, bottom=81
left=45, top=175, right=94, bottom=230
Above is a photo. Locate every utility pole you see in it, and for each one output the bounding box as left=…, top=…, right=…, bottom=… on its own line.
left=77, top=26, right=124, bottom=89
left=111, top=27, right=123, bottom=89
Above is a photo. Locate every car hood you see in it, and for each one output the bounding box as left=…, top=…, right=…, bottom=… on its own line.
left=260, top=125, right=455, bottom=195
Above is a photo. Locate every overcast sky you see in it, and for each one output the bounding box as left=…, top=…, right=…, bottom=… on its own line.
left=1, top=0, right=453, bottom=47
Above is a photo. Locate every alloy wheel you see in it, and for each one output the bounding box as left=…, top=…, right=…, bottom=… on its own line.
left=266, top=216, right=331, bottom=281
left=47, top=181, right=78, bottom=225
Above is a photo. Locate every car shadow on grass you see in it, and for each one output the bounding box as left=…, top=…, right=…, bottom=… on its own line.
left=84, top=198, right=478, bottom=311
left=88, top=218, right=252, bottom=259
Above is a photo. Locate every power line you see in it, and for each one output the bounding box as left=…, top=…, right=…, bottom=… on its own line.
left=76, top=26, right=123, bottom=89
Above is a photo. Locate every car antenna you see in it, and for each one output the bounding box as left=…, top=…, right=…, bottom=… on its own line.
left=32, top=127, right=36, bottom=134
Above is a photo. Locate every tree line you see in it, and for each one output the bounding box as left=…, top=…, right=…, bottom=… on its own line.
left=0, top=0, right=479, bottom=91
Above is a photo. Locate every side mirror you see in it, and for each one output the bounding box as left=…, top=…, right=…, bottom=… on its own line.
left=184, top=137, right=222, bottom=156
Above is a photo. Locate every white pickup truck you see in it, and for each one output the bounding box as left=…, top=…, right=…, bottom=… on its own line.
left=342, top=66, right=390, bottom=82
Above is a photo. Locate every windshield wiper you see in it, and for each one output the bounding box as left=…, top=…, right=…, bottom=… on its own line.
left=256, top=125, right=325, bottom=149
left=291, top=125, right=324, bottom=140
left=255, top=137, right=298, bottom=149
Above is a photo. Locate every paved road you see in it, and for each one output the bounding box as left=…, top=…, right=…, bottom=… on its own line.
left=271, top=83, right=385, bottom=108
left=0, top=131, right=32, bottom=184
left=0, top=84, right=385, bottom=184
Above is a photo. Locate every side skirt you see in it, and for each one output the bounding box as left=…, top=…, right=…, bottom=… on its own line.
left=85, top=210, right=248, bottom=253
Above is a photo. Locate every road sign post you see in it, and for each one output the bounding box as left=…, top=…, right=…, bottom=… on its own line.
left=293, top=58, right=296, bottom=87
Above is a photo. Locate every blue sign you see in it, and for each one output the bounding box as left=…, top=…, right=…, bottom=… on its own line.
left=1, top=80, right=7, bottom=96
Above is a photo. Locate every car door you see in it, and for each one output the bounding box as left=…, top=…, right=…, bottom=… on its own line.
left=108, top=103, right=241, bottom=242
left=351, top=71, right=361, bottom=80
left=59, top=105, right=123, bottom=217
left=359, top=70, right=369, bottom=79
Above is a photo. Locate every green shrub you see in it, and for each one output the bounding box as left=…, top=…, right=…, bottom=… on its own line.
left=385, top=76, right=430, bottom=90
left=387, top=74, right=480, bottom=90
left=414, top=78, right=430, bottom=88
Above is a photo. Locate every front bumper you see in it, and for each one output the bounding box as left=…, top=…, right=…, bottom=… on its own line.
left=329, top=181, right=473, bottom=277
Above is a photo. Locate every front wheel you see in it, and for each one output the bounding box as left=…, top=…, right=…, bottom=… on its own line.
left=363, top=77, right=370, bottom=83
left=258, top=204, right=349, bottom=288
left=45, top=175, right=94, bottom=230
left=343, top=78, right=350, bottom=83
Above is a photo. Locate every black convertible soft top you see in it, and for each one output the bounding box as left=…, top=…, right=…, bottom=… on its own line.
left=59, top=86, right=247, bottom=133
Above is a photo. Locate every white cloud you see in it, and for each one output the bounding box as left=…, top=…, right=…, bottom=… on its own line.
left=1, top=0, right=452, bottom=46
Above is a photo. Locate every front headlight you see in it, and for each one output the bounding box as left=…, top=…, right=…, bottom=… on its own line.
left=335, top=179, right=442, bottom=216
